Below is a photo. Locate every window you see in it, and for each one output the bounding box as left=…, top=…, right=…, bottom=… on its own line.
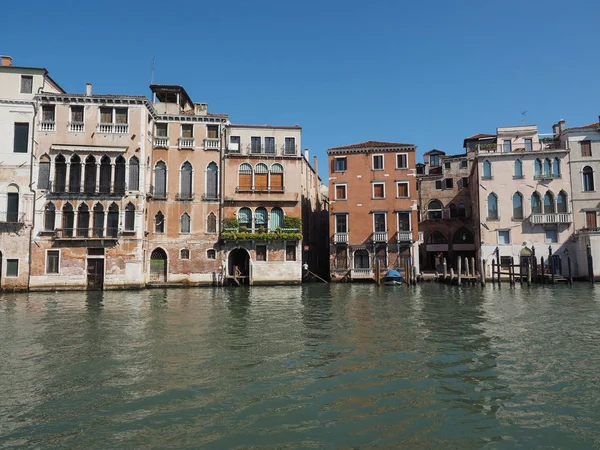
left=270, top=163, right=284, bottom=191
left=552, top=158, right=561, bottom=178
left=354, top=250, right=370, bottom=269
left=372, top=182, right=385, bottom=199
left=543, top=159, right=551, bottom=178
left=41, top=105, right=55, bottom=124
left=38, top=155, right=50, bottom=189
left=207, top=249, right=216, bottom=259
left=545, top=229, right=558, bottom=243
left=207, top=212, right=217, bottom=233
left=155, top=211, right=165, bottom=234
left=255, top=163, right=268, bottom=191
left=503, top=140, right=512, bottom=152
left=429, top=154, right=440, bottom=166
left=125, top=203, right=135, bottom=231
left=374, top=213, right=386, bottom=232
left=84, top=155, right=96, bottom=194
left=482, top=160, right=492, bottom=179
left=269, top=207, right=283, bottom=231
left=180, top=162, right=193, bottom=199
left=229, top=135, right=241, bottom=151
left=396, top=181, right=409, bottom=198
left=7, top=187, right=19, bottom=223
left=53, top=154, right=67, bottom=192
left=498, top=230, right=510, bottom=244
left=335, top=157, right=347, bottom=172
left=444, top=178, right=453, bottom=189
left=487, top=193, right=498, bottom=220
left=256, top=245, right=267, bottom=261
left=238, top=207, right=252, bottom=230
left=428, top=200, right=443, bottom=220
left=180, top=213, right=191, bottom=234
left=581, top=140, right=592, bottom=157
left=100, top=107, right=128, bottom=126
left=525, top=139, right=532, bottom=152
left=6, top=259, right=19, bottom=277
left=156, top=123, right=168, bottom=137
left=78, top=204, right=89, bottom=237
left=512, top=192, right=524, bottom=219
left=44, top=203, right=56, bottom=231
left=180, top=249, right=190, bottom=260
left=416, top=165, right=425, bottom=175
left=99, top=156, right=112, bottom=194
left=114, top=156, right=126, bottom=194
left=20, top=75, right=33, bottom=93
left=69, top=155, right=82, bottom=193
left=254, top=207, right=267, bottom=230
left=71, top=106, right=84, bottom=124
left=449, top=204, right=457, bottom=218
left=181, top=124, right=193, bottom=138
left=129, top=157, right=139, bottom=191
left=500, top=256, right=512, bottom=269
left=534, top=159, right=542, bottom=178
left=396, top=154, right=408, bottom=169
left=286, top=244, right=296, bottom=261
left=336, top=214, right=348, bottom=233
left=460, top=160, right=468, bottom=169
left=531, top=192, right=542, bottom=214
left=583, top=166, right=595, bottom=191
left=335, top=184, right=347, bottom=200
left=585, top=211, right=597, bottom=229
left=557, top=191, right=568, bottom=213
left=62, top=203, right=74, bottom=237
left=239, top=163, right=252, bottom=190
left=458, top=202, right=466, bottom=218
left=435, top=180, right=442, bottom=190
left=115, top=108, right=128, bottom=124
left=107, top=203, right=119, bottom=238
left=514, top=159, right=523, bottom=178
left=284, top=137, right=296, bottom=155
left=154, top=161, right=167, bottom=197
left=265, top=137, right=275, bottom=154
left=461, top=177, right=469, bottom=188
left=207, top=125, right=219, bottom=139
left=13, top=123, right=29, bottom=153
left=93, top=203, right=104, bottom=237
left=544, top=192, right=555, bottom=214
left=444, top=161, right=451, bottom=169
left=251, top=136, right=261, bottom=153
left=372, top=154, right=384, bottom=170
left=46, top=251, right=60, bottom=274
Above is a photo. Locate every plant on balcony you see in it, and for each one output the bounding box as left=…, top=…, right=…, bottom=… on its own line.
left=221, top=228, right=302, bottom=242
left=223, top=217, right=239, bottom=229
left=540, top=136, right=560, bottom=142
left=283, top=216, right=302, bottom=230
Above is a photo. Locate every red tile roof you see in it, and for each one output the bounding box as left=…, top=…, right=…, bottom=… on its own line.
left=577, top=122, right=599, bottom=129
left=328, top=140, right=414, bottom=150
left=464, top=133, right=496, bottom=140
left=230, top=124, right=301, bottom=129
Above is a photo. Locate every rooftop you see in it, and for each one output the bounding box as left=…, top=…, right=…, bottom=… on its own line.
left=230, top=124, right=301, bottom=129
left=328, top=140, right=414, bottom=151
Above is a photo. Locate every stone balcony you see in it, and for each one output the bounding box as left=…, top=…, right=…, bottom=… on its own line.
left=154, top=137, right=169, bottom=148
left=204, top=138, right=221, bottom=151
left=334, top=232, right=348, bottom=244
left=178, top=138, right=195, bottom=149
left=529, top=213, right=572, bottom=225
left=372, top=231, right=388, bottom=242
left=396, top=230, right=413, bottom=242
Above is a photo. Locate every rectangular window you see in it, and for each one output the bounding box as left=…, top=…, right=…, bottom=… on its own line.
left=286, top=244, right=296, bottom=261
left=445, top=178, right=453, bottom=189
left=46, top=251, right=60, bottom=274
left=435, top=180, right=442, bottom=190
left=545, top=229, right=558, bottom=243
left=503, top=140, right=512, bottom=152
left=498, top=230, right=511, bottom=245
left=100, top=107, right=113, bottom=124
left=207, top=125, right=219, bottom=139
left=460, top=160, right=468, bottom=169
left=500, top=256, right=512, bottom=269
left=430, top=154, right=440, bottom=166
left=585, top=211, right=597, bottom=229
left=71, top=106, right=84, bottom=123
left=265, top=137, right=275, bottom=154
left=461, top=177, right=469, bottom=188
left=581, top=141, right=592, bottom=157
left=444, top=161, right=451, bottom=169
left=156, top=123, right=168, bottom=137
left=397, top=212, right=410, bottom=231
left=396, top=154, right=408, bottom=169
left=284, top=137, right=296, bottom=155
left=335, top=184, right=347, bottom=200
left=335, top=157, right=347, bottom=172
left=396, top=181, right=409, bottom=198
left=115, top=108, right=128, bottom=124
left=256, top=245, right=267, bottom=261
left=336, top=214, right=348, bottom=233
left=42, top=105, right=55, bottom=122
left=251, top=136, right=262, bottom=153
left=374, top=213, right=386, bottom=232
left=372, top=154, right=384, bottom=170
left=181, top=124, right=193, bottom=138
left=229, top=136, right=241, bottom=151
left=525, top=139, right=533, bottom=152
left=373, top=182, right=385, bottom=199
left=416, top=165, right=425, bottom=175
left=20, top=75, right=33, bottom=93
left=6, top=259, right=19, bottom=277
left=13, top=123, right=29, bottom=153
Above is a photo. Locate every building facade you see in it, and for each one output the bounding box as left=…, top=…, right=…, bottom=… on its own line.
left=0, top=56, right=64, bottom=290
left=328, top=141, right=419, bottom=281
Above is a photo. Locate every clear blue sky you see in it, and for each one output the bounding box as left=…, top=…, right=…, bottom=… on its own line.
left=2, top=0, right=599, bottom=181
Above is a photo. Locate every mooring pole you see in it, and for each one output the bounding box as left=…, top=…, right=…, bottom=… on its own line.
left=549, top=246, right=555, bottom=284
left=568, top=256, right=573, bottom=285
left=527, top=260, right=532, bottom=286
left=541, top=256, right=545, bottom=284
left=480, top=258, right=486, bottom=286
left=491, top=259, right=496, bottom=285
left=443, top=258, right=447, bottom=280
left=495, top=247, right=501, bottom=285
left=532, top=245, right=537, bottom=278
left=457, top=257, right=462, bottom=286
left=587, top=244, right=594, bottom=283
left=509, top=256, right=515, bottom=286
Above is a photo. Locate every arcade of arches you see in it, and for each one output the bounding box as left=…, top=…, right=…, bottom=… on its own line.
left=420, top=227, right=476, bottom=271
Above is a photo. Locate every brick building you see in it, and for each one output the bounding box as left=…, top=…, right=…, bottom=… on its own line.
left=328, top=141, right=419, bottom=281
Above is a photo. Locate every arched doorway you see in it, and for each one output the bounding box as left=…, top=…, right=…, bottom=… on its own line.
left=150, top=248, right=168, bottom=282
left=228, top=248, right=250, bottom=285
left=520, top=247, right=533, bottom=279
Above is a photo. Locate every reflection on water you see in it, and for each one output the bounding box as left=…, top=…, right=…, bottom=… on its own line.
left=1, top=284, right=600, bottom=448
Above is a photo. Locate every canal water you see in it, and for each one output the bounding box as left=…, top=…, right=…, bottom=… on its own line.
left=1, top=284, right=600, bottom=449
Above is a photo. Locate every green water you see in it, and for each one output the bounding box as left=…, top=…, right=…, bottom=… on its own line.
left=1, top=284, right=600, bottom=449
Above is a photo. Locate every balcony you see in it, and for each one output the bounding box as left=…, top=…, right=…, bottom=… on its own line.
left=175, top=192, right=194, bottom=201
left=334, top=232, right=348, bottom=243
left=98, top=123, right=129, bottom=134
left=178, top=137, right=195, bottom=149
left=396, top=230, right=413, bottom=242
left=476, top=140, right=568, bottom=154
left=0, top=211, right=26, bottom=224
left=351, top=268, right=373, bottom=279
left=46, top=181, right=127, bottom=197
left=54, top=228, right=120, bottom=240
left=372, top=231, right=388, bottom=242
left=529, top=213, right=572, bottom=225
left=204, top=138, right=221, bottom=151
left=221, top=227, right=301, bottom=241
left=282, top=144, right=297, bottom=156
left=235, top=186, right=285, bottom=194
left=154, top=137, right=169, bottom=148
left=68, top=122, right=84, bottom=133
left=576, top=227, right=600, bottom=235
left=39, top=121, right=55, bottom=132
left=201, top=193, right=219, bottom=201
left=148, top=185, right=167, bottom=200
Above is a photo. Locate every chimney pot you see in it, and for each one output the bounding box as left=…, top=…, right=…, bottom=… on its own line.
left=86, top=83, right=92, bottom=96
left=1, top=55, right=13, bottom=66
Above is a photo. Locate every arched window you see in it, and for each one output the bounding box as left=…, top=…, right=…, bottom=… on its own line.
left=531, top=192, right=542, bottom=214
left=512, top=192, right=524, bottom=219
left=99, top=155, right=112, bottom=194
left=238, top=207, right=252, bottom=230
left=125, top=203, right=135, bottom=231
left=180, top=249, right=190, bottom=260
left=7, top=184, right=19, bottom=223
left=54, top=154, right=66, bottom=192
left=207, top=249, right=216, bottom=260
left=44, top=202, right=55, bottom=231
left=38, top=154, right=50, bottom=189
left=180, top=161, right=193, bottom=199
left=544, top=192, right=555, bottom=214
left=107, top=203, right=119, bottom=237
left=270, top=163, right=284, bottom=191
left=155, top=211, right=165, bottom=234
left=449, top=203, right=457, bottom=218
left=482, top=160, right=492, bottom=179
left=239, top=163, right=252, bottom=190
left=487, top=193, right=498, bottom=220
left=557, top=191, right=568, bottom=213
left=180, top=212, right=191, bottom=234
left=154, top=161, right=167, bottom=197
left=426, top=230, right=448, bottom=244
left=514, top=159, right=523, bottom=178
left=552, top=158, right=561, bottom=178
left=129, top=156, right=139, bottom=191
left=255, top=207, right=267, bottom=230
left=114, top=155, right=126, bottom=194
left=69, top=154, right=81, bottom=193
left=458, top=202, right=466, bottom=218
left=354, top=249, right=370, bottom=269
left=270, top=207, right=284, bottom=231
left=452, top=227, right=474, bottom=244
left=583, top=166, right=595, bottom=192
left=206, top=162, right=218, bottom=199
left=77, top=203, right=89, bottom=237
left=206, top=212, right=216, bottom=233
left=255, top=163, right=268, bottom=191
left=543, top=158, right=552, bottom=178
left=93, top=203, right=104, bottom=237
left=428, top=200, right=443, bottom=220
left=534, top=158, right=542, bottom=178
left=62, top=203, right=74, bottom=237
left=84, top=155, right=96, bottom=194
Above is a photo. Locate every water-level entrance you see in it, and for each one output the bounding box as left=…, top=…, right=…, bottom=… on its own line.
left=228, top=248, right=250, bottom=285
left=150, top=248, right=167, bottom=282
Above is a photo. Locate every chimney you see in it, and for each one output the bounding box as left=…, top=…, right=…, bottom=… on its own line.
left=313, top=155, right=318, bottom=174
left=86, top=83, right=92, bottom=96
left=552, top=123, right=560, bottom=137
left=304, top=148, right=309, bottom=160
left=1, top=55, right=12, bottom=66
left=558, top=119, right=565, bottom=134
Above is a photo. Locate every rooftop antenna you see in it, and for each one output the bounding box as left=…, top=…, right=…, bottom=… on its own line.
left=521, top=111, right=527, bottom=125
left=151, top=56, right=155, bottom=84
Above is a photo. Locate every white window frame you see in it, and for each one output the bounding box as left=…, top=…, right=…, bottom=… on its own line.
left=396, top=211, right=411, bottom=232
left=206, top=248, right=217, bottom=260
left=372, top=212, right=387, bottom=233
left=181, top=123, right=194, bottom=138
left=582, top=166, right=596, bottom=192
left=45, top=249, right=61, bottom=275
left=180, top=248, right=191, bottom=260
left=372, top=182, right=386, bottom=199
left=334, top=157, right=347, bottom=172
left=98, top=107, right=128, bottom=125
left=334, top=183, right=347, bottom=200
left=335, top=213, right=348, bottom=233
left=69, top=105, right=85, bottom=123
left=284, top=136, right=296, bottom=155
left=372, top=154, right=384, bottom=171
left=5, top=258, right=19, bottom=278
left=497, top=229, right=511, bottom=245
left=395, top=153, right=408, bottom=169
left=396, top=181, right=410, bottom=198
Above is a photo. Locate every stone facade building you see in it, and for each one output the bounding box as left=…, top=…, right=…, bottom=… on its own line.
left=327, top=141, right=419, bottom=281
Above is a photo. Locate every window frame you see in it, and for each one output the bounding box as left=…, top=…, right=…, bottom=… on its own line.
left=444, top=178, right=453, bottom=189
left=20, top=75, right=33, bottom=94
left=373, top=212, right=387, bottom=233
left=255, top=244, right=268, bottom=262
left=6, top=259, right=19, bottom=278
left=396, top=181, right=409, bottom=198
left=372, top=182, right=385, bottom=199
left=285, top=244, right=296, bottom=261
left=372, top=154, right=384, bottom=171
left=13, top=122, right=29, bottom=153
left=581, top=140, right=592, bottom=157
left=284, top=137, right=296, bottom=155
left=180, top=249, right=190, bottom=260
left=334, top=183, right=347, bottom=200
left=435, top=180, right=442, bottom=190
left=545, top=228, right=559, bottom=244
left=497, top=230, right=511, bottom=245
left=45, top=250, right=60, bottom=274
left=334, top=157, right=347, bottom=172
left=582, top=166, right=595, bottom=192
left=335, top=213, right=348, bottom=233
left=396, top=153, right=408, bottom=169
left=207, top=249, right=216, bottom=260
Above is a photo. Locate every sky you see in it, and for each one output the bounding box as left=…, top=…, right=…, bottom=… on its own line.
left=2, top=0, right=599, bottom=182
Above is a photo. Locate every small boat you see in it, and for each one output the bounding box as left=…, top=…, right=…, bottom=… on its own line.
left=382, top=269, right=406, bottom=286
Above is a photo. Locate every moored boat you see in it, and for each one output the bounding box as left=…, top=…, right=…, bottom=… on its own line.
left=382, top=269, right=406, bottom=285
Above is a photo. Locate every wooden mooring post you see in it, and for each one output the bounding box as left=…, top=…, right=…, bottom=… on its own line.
left=457, top=257, right=462, bottom=286
left=443, top=258, right=447, bottom=280
left=509, top=256, right=515, bottom=286
left=375, top=259, right=381, bottom=286
left=464, top=257, right=470, bottom=277
left=527, top=260, right=532, bottom=286
left=587, top=244, right=594, bottom=284
left=541, top=256, right=545, bottom=284
left=568, top=256, right=573, bottom=285
left=549, top=246, right=555, bottom=284
left=491, top=259, right=496, bottom=285
left=480, top=258, right=486, bottom=286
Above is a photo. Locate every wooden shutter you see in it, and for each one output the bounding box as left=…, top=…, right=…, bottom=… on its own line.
left=239, top=173, right=251, bottom=190
left=271, top=173, right=283, bottom=191
left=206, top=163, right=218, bottom=198
left=255, top=173, right=268, bottom=190
left=335, top=185, right=345, bottom=199
left=374, top=184, right=384, bottom=198
left=586, top=211, right=597, bottom=229
left=582, top=141, right=592, bottom=157
left=14, top=123, right=29, bottom=153
left=397, top=183, right=408, bottom=197
left=38, top=161, right=50, bottom=189
left=129, top=159, right=139, bottom=190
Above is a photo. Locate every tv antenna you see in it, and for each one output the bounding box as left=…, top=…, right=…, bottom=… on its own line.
left=521, top=111, right=527, bottom=124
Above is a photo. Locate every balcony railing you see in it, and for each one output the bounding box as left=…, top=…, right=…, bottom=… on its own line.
left=475, top=140, right=568, bottom=154
left=0, top=211, right=26, bottom=223
left=533, top=174, right=561, bottom=180
left=153, top=137, right=169, bottom=148
left=373, top=231, right=388, bottom=242
left=235, top=186, right=285, bottom=193
left=179, top=137, right=195, bottom=149
left=249, top=144, right=263, bottom=154
left=529, top=213, right=572, bottom=225
left=148, top=185, right=167, bottom=199
left=54, top=228, right=120, bottom=239
left=47, top=181, right=127, bottom=196
left=351, top=268, right=373, bottom=279
left=397, top=230, right=413, bottom=242
left=418, top=231, right=424, bottom=242
left=283, top=144, right=297, bottom=155
left=69, top=122, right=84, bottom=133
left=175, top=192, right=194, bottom=201
left=204, top=138, right=221, bottom=150
left=334, top=232, right=348, bottom=243
left=98, top=123, right=129, bottom=134
left=576, top=227, right=600, bottom=235
left=40, top=121, right=56, bottom=132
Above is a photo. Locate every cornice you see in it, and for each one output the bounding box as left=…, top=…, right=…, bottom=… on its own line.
left=327, top=146, right=415, bottom=155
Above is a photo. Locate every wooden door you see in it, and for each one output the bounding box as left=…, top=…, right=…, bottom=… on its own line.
left=87, top=258, right=104, bottom=290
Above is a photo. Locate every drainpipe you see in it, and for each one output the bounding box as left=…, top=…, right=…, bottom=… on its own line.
left=27, top=90, right=41, bottom=291
left=219, top=123, right=226, bottom=280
